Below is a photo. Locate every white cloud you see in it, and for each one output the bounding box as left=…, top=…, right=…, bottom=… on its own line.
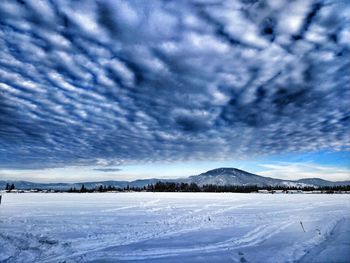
left=259, top=163, right=350, bottom=181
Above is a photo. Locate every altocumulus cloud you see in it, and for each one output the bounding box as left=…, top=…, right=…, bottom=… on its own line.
left=0, top=0, right=349, bottom=169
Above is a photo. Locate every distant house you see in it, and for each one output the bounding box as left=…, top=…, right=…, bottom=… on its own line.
left=286, top=190, right=303, bottom=194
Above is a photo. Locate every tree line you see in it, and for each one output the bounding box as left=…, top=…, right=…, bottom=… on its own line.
left=4, top=183, right=15, bottom=191
left=66, top=181, right=350, bottom=193
left=3, top=182, right=350, bottom=193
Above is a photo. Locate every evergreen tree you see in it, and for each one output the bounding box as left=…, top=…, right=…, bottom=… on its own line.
left=80, top=184, right=86, bottom=193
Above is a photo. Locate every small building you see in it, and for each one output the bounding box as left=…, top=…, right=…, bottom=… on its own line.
left=258, top=189, right=269, bottom=194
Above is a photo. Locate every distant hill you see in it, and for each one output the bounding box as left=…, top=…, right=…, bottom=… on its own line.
left=295, top=178, right=350, bottom=187
left=185, top=168, right=350, bottom=187
left=1, top=167, right=349, bottom=190
left=186, top=168, right=286, bottom=187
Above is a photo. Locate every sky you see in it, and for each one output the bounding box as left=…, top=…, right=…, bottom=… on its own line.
left=0, top=0, right=349, bottom=182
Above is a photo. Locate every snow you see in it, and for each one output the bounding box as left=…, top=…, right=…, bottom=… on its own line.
left=0, top=193, right=349, bottom=262
left=299, top=218, right=350, bottom=263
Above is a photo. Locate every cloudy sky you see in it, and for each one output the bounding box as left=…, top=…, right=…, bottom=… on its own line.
left=0, top=0, right=349, bottom=182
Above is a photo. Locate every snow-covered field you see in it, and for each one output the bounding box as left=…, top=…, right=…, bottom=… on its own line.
left=0, top=193, right=349, bottom=263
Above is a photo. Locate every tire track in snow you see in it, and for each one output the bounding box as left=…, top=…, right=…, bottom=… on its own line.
left=67, top=219, right=295, bottom=261
left=44, top=201, right=301, bottom=262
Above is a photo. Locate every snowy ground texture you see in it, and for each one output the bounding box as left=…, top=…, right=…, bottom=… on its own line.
left=0, top=193, right=349, bottom=263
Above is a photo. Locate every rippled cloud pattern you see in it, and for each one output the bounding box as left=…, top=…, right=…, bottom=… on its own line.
left=0, top=0, right=349, bottom=169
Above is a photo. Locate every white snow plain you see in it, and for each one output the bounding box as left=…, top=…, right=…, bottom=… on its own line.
left=0, top=193, right=349, bottom=263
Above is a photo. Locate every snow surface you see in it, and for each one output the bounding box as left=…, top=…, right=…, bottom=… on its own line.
left=0, top=193, right=349, bottom=263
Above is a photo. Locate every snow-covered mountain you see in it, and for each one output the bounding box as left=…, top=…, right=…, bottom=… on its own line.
left=1, top=168, right=349, bottom=190
left=186, top=168, right=285, bottom=187
left=295, top=178, right=350, bottom=187
left=0, top=179, right=170, bottom=191
left=186, top=168, right=350, bottom=187
left=0, top=180, right=129, bottom=191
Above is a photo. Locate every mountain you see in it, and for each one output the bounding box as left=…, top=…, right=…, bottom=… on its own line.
left=186, top=168, right=286, bottom=187
left=0, top=180, right=129, bottom=191
left=186, top=168, right=350, bottom=187
left=295, top=178, right=350, bottom=187
left=0, top=179, right=172, bottom=191
left=1, top=168, right=349, bottom=190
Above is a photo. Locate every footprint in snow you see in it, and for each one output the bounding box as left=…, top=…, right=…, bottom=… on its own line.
left=238, top=251, right=247, bottom=262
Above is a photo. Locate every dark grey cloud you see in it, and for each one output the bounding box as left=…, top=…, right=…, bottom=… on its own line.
left=0, top=0, right=349, bottom=169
